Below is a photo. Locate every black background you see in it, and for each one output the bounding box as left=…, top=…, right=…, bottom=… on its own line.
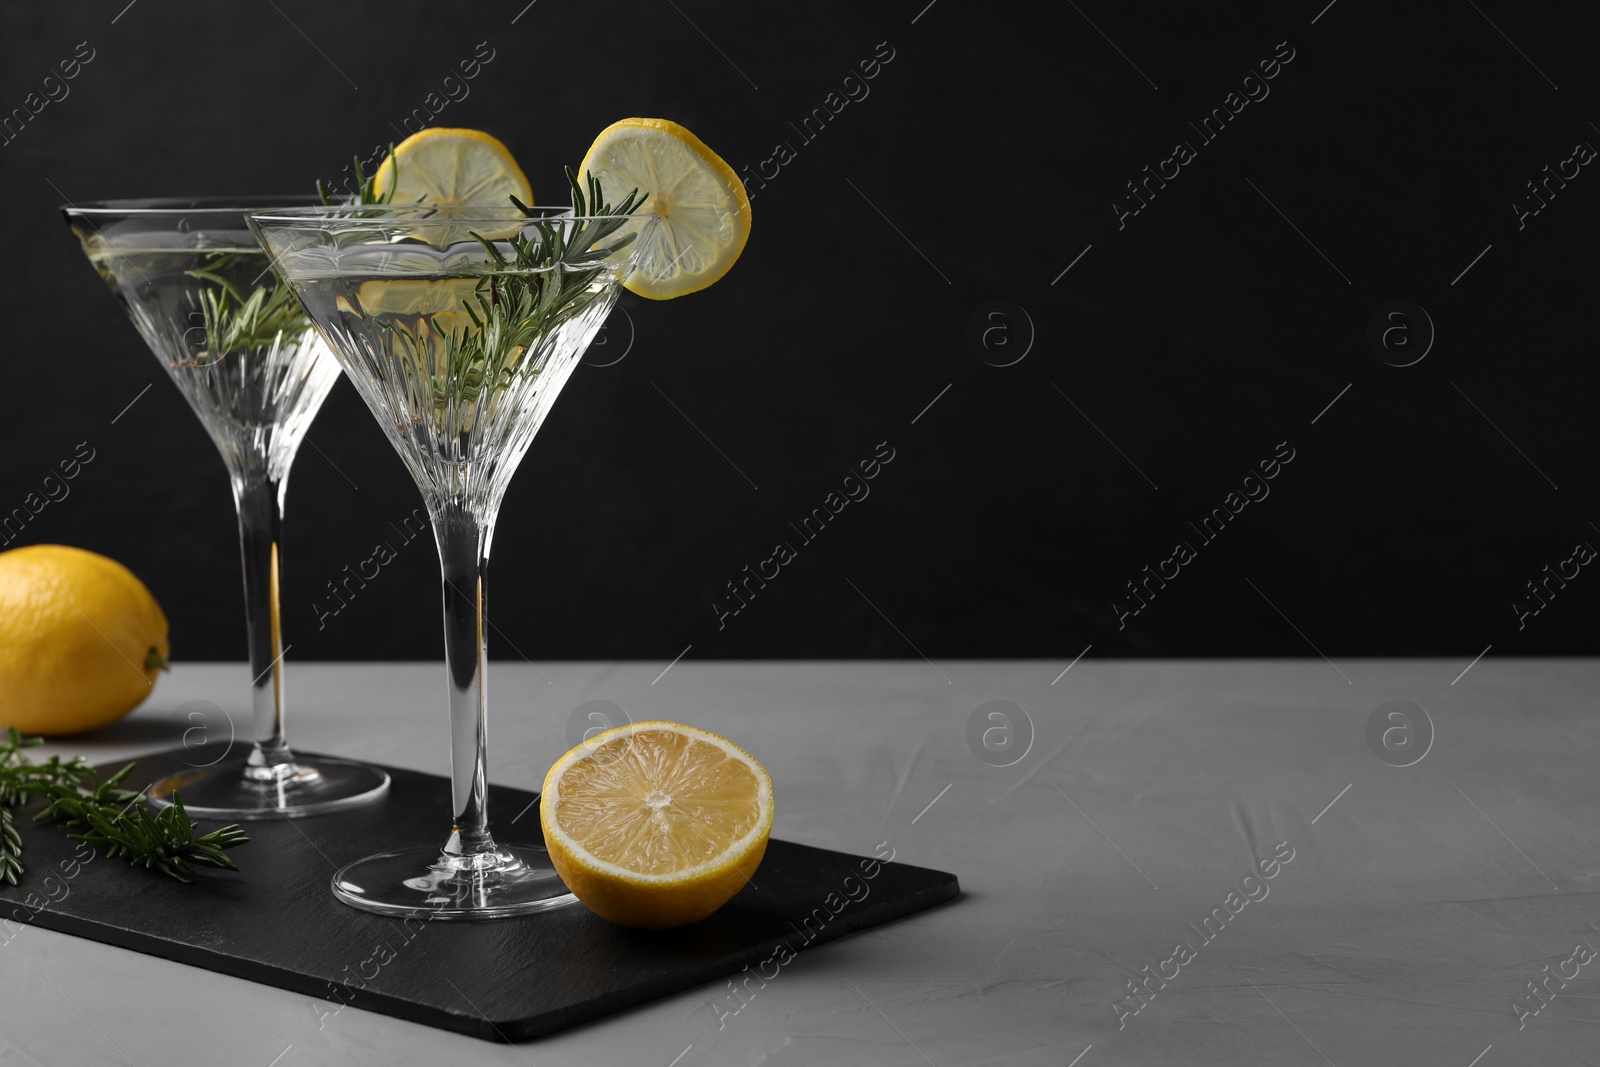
left=1, top=0, right=1596, bottom=663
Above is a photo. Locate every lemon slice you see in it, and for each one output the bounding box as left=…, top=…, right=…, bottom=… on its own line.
left=354, top=278, right=479, bottom=317
left=578, top=118, right=751, bottom=300
left=373, top=127, right=532, bottom=209
left=540, top=721, right=773, bottom=928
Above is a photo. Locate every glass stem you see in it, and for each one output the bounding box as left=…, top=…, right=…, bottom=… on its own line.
left=233, top=473, right=294, bottom=777
left=432, top=501, right=496, bottom=859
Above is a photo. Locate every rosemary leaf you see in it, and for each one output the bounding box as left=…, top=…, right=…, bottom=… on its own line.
left=0, top=728, right=248, bottom=885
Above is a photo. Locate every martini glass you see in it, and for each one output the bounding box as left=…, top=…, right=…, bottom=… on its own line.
left=249, top=202, right=656, bottom=918
left=62, top=198, right=391, bottom=817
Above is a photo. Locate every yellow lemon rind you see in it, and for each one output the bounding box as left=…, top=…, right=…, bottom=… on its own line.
left=540, top=720, right=773, bottom=928
left=577, top=118, right=751, bottom=301
left=0, top=544, right=168, bottom=736
left=371, top=127, right=533, bottom=207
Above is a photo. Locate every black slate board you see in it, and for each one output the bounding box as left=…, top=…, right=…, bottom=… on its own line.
left=0, top=748, right=960, bottom=1042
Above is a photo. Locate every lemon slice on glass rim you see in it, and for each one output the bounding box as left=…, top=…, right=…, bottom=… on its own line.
left=371, top=128, right=533, bottom=245
left=373, top=127, right=532, bottom=209
left=578, top=118, right=752, bottom=299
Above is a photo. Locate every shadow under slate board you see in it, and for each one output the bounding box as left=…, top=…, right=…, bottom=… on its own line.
left=0, top=747, right=960, bottom=1042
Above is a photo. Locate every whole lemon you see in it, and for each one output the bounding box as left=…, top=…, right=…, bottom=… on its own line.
left=0, top=545, right=169, bottom=735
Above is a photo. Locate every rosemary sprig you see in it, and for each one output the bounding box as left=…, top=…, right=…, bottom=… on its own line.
left=380, top=168, right=646, bottom=415
left=316, top=147, right=397, bottom=208
left=179, top=149, right=398, bottom=363
left=185, top=253, right=309, bottom=360
left=0, top=727, right=248, bottom=886
left=0, top=729, right=79, bottom=886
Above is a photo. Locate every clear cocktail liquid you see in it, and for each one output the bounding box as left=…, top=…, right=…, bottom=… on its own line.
left=80, top=234, right=336, bottom=480
left=285, top=252, right=617, bottom=515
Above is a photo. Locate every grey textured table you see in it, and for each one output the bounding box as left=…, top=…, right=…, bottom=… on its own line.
left=2, top=659, right=1597, bottom=1066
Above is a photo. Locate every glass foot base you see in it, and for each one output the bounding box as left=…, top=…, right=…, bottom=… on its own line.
left=332, top=844, right=578, bottom=920
left=149, top=756, right=390, bottom=819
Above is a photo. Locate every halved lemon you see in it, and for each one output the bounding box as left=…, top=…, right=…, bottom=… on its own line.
left=372, top=127, right=533, bottom=208
left=578, top=118, right=751, bottom=300
left=540, top=721, right=773, bottom=928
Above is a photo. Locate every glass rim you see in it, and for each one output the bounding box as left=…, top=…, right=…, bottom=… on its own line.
left=247, top=204, right=652, bottom=225
left=62, top=195, right=331, bottom=216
